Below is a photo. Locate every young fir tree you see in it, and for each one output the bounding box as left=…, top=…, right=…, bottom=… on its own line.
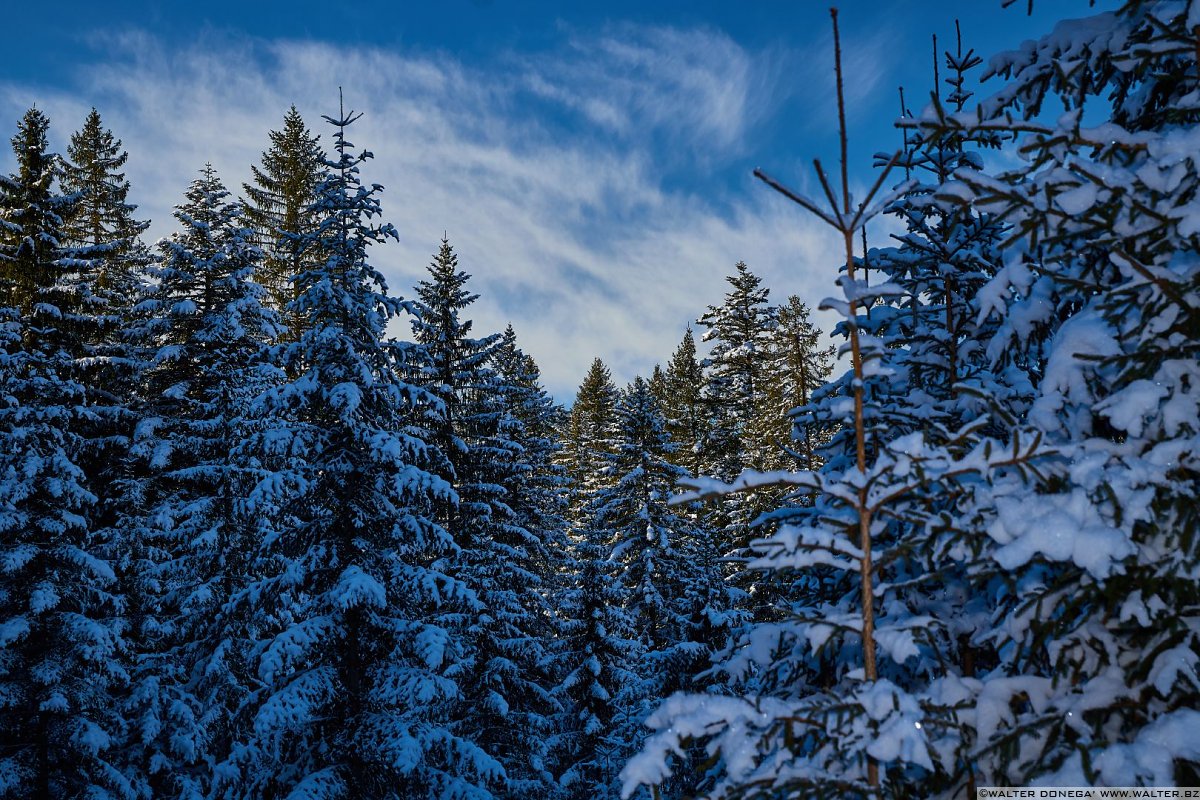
left=0, top=108, right=132, bottom=799
left=227, top=102, right=477, bottom=800
left=122, top=165, right=279, bottom=798
left=242, top=105, right=324, bottom=339
left=909, top=1, right=1200, bottom=786
left=625, top=14, right=1046, bottom=799
left=411, top=238, right=558, bottom=799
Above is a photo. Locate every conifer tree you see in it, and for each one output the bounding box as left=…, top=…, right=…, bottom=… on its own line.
left=489, top=325, right=572, bottom=608
left=56, top=106, right=152, bottom=411
left=696, top=262, right=779, bottom=565
left=698, top=261, right=777, bottom=481
left=646, top=364, right=667, bottom=408
left=411, top=238, right=559, bottom=799
left=60, top=108, right=150, bottom=262
left=602, top=379, right=694, bottom=652
left=123, top=164, right=279, bottom=798
left=625, top=16, right=1047, bottom=799
left=551, top=359, right=632, bottom=799
left=242, top=106, right=324, bottom=338
left=660, top=326, right=707, bottom=479
left=560, top=357, right=620, bottom=503
left=55, top=115, right=155, bottom=759
left=0, top=109, right=68, bottom=313
left=559, top=357, right=619, bottom=513
left=753, top=296, right=835, bottom=472
left=601, top=378, right=724, bottom=700
left=0, top=107, right=132, bottom=800
left=909, top=1, right=1200, bottom=786
left=229, top=101, right=476, bottom=800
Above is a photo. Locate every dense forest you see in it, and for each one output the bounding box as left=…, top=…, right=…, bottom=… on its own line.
left=1, top=2, right=1198, bottom=799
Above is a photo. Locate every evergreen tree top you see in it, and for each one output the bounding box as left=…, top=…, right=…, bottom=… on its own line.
left=60, top=107, right=147, bottom=249
left=10, top=107, right=53, bottom=186
left=243, top=105, right=323, bottom=215
left=66, top=108, right=129, bottom=180
left=665, top=326, right=701, bottom=384
left=573, top=357, right=618, bottom=417
left=698, top=260, right=776, bottom=349
left=285, top=98, right=401, bottom=343
left=615, top=376, right=675, bottom=459
left=1, top=107, right=70, bottom=314
left=494, top=323, right=547, bottom=392
left=414, top=235, right=480, bottom=339
left=172, top=163, right=235, bottom=239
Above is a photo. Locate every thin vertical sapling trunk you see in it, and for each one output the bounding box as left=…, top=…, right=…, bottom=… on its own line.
left=753, top=7, right=902, bottom=792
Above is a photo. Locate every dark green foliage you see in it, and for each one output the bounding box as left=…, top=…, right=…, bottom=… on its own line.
left=242, top=105, right=324, bottom=339
left=0, top=108, right=68, bottom=314
left=754, top=296, right=835, bottom=472
left=660, top=326, right=707, bottom=479
left=698, top=261, right=777, bottom=482
left=560, top=357, right=620, bottom=503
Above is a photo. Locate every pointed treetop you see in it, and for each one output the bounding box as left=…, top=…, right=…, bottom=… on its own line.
left=11, top=106, right=53, bottom=184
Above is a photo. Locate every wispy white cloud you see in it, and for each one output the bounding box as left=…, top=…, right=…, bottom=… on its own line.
left=0, top=25, right=849, bottom=400
left=516, top=24, right=778, bottom=161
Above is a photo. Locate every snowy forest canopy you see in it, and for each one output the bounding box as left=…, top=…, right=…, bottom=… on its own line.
left=1, top=2, right=1199, bottom=799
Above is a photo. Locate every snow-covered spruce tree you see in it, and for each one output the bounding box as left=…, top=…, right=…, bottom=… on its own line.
left=551, top=359, right=637, bottom=800
left=225, top=102, right=475, bottom=800
left=410, top=238, right=559, bottom=799
left=698, top=261, right=777, bottom=483
left=58, top=106, right=152, bottom=359
left=56, top=106, right=153, bottom=540
left=489, top=321, right=568, bottom=544
left=488, top=324, right=572, bottom=625
left=697, top=261, right=780, bottom=568
left=602, top=378, right=707, bottom=689
left=623, top=12, right=1047, bottom=799
left=654, top=326, right=742, bottom=696
left=242, top=105, right=324, bottom=339
left=906, top=0, right=1200, bottom=786
left=0, top=109, right=74, bottom=316
left=121, top=164, right=280, bottom=798
left=600, top=377, right=739, bottom=800
left=0, top=107, right=132, bottom=799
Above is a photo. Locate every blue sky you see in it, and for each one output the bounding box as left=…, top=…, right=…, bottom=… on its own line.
left=1, top=0, right=1113, bottom=400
